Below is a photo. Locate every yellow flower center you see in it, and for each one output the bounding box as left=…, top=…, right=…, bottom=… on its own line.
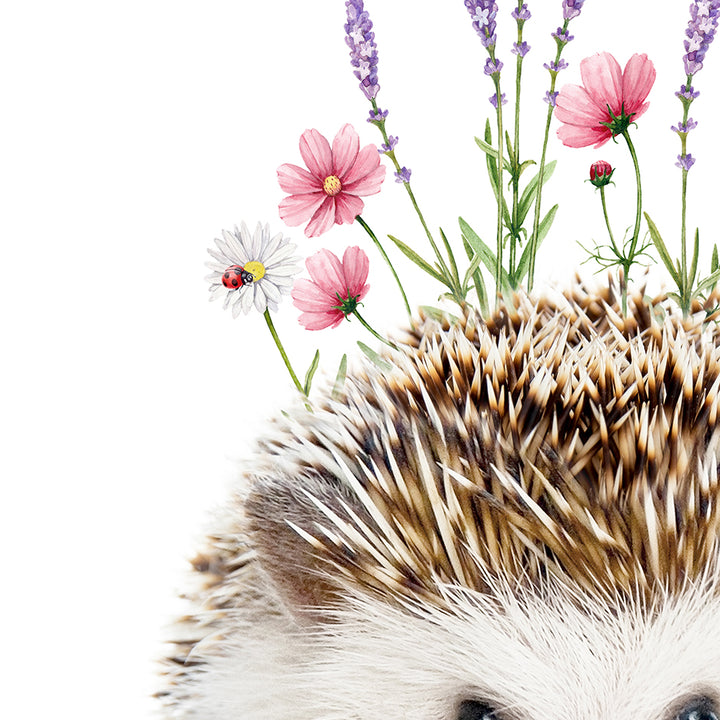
left=243, top=260, right=266, bottom=282
left=323, top=175, right=342, bottom=196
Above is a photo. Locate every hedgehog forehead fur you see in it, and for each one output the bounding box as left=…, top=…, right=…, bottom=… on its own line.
left=249, top=283, right=720, bottom=610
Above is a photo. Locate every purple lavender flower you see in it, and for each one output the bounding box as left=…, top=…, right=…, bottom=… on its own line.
left=512, top=4, right=531, bottom=21
left=676, top=153, right=697, bottom=171
left=464, top=0, right=499, bottom=48
left=512, top=41, right=531, bottom=57
left=676, top=83, right=701, bottom=101
left=394, top=167, right=412, bottom=183
left=367, top=107, right=389, bottom=123
left=562, top=0, right=587, bottom=20
left=489, top=92, right=507, bottom=108
left=345, top=0, right=380, bottom=100
left=552, top=27, right=574, bottom=44
left=544, top=59, right=569, bottom=72
left=682, top=1, right=720, bottom=76
left=484, top=58, right=503, bottom=76
left=544, top=90, right=559, bottom=106
left=379, top=136, right=399, bottom=154
left=672, top=118, right=699, bottom=134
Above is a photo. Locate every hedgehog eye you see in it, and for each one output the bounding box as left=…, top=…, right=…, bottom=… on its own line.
left=457, top=700, right=497, bottom=720
left=677, top=698, right=719, bottom=720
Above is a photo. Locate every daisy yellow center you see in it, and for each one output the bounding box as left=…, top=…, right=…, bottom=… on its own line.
left=323, top=175, right=342, bottom=196
left=243, top=260, right=265, bottom=282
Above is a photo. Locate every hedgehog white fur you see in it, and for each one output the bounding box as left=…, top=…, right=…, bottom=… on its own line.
left=159, top=283, right=720, bottom=720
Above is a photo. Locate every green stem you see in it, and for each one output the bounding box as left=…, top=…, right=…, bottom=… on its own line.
left=510, top=7, right=525, bottom=279
left=679, top=73, right=692, bottom=310
left=369, top=99, right=448, bottom=279
left=353, top=309, right=398, bottom=351
left=263, top=309, right=306, bottom=397
left=528, top=21, right=570, bottom=292
left=599, top=186, right=616, bottom=250
left=618, top=129, right=643, bottom=317
left=491, top=69, right=505, bottom=305
left=355, top=214, right=413, bottom=321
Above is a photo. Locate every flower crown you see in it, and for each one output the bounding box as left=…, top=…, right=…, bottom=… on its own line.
left=205, top=0, right=720, bottom=401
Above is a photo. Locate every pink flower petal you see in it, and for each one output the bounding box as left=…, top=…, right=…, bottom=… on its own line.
left=279, top=192, right=326, bottom=227
left=291, top=278, right=334, bottom=311
left=304, top=196, right=336, bottom=237
left=341, top=144, right=382, bottom=188
left=297, top=309, right=344, bottom=330
left=299, top=128, right=333, bottom=179
left=556, top=122, right=611, bottom=149
left=277, top=163, right=322, bottom=194
left=343, top=164, right=386, bottom=196
left=333, top=192, right=364, bottom=225
left=305, top=248, right=347, bottom=295
left=580, top=52, right=623, bottom=116
left=341, top=246, right=370, bottom=298
left=622, top=53, right=656, bottom=117
left=554, top=85, right=608, bottom=127
left=331, top=124, right=360, bottom=178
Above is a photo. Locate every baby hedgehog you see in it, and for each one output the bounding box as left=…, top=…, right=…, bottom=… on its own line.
left=159, top=283, right=720, bottom=720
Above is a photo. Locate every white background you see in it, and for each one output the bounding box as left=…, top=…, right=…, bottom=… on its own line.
left=2, top=1, right=718, bottom=717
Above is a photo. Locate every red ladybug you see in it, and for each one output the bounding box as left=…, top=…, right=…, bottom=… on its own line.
left=222, top=265, right=245, bottom=289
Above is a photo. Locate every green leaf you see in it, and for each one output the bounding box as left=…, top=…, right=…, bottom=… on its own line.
left=302, top=349, right=320, bottom=396
left=515, top=204, right=558, bottom=282
left=517, top=160, right=557, bottom=227
left=438, top=226, right=460, bottom=287
left=689, top=228, right=700, bottom=291
left=357, top=341, right=393, bottom=372
left=331, top=353, right=347, bottom=400
left=462, top=237, right=489, bottom=315
left=419, top=305, right=461, bottom=324
left=696, top=269, right=720, bottom=295
left=644, top=212, right=681, bottom=285
left=485, top=151, right=514, bottom=231
left=505, top=130, right=517, bottom=170
left=387, top=234, right=445, bottom=284
left=712, top=244, right=719, bottom=274
left=459, top=217, right=511, bottom=291
left=475, top=124, right=512, bottom=172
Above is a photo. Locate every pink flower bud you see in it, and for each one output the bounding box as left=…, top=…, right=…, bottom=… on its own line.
left=589, top=160, right=614, bottom=187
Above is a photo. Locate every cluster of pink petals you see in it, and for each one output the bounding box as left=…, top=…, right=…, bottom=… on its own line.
left=292, top=246, right=370, bottom=330
left=555, top=52, right=656, bottom=148
left=278, top=124, right=386, bottom=238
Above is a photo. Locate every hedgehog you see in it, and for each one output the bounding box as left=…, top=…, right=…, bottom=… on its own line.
left=159, top=282, right=720, bottom=720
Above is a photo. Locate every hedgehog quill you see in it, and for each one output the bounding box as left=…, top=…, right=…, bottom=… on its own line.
left=162, top=2, right=720, bottom=719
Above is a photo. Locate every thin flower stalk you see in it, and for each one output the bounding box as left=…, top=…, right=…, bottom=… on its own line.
left=528, top=18, right=575, bottom=291
left=263, top=309, right=307, bottom=398
left=355, top=214, right=413, bottom=320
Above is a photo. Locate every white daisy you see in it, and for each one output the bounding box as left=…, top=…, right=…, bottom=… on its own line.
left=205, top=222, right=301, bottom=317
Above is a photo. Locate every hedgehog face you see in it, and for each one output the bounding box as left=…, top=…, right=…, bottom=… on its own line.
left=160, top=288, right=720, bottom=719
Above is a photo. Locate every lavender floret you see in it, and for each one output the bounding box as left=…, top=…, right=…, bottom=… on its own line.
left=394, top=167, right=412, bottom=183
left=484, top=58, right=504, bottom=76
left=512, top=4, right=531, bottom=21
left=544, top=59, right=569, bottom=72
left=562, top=0, right=586, bottom=20
left=379, top=136, right=399, bottom=154
left=672, top=118, right=699, bottom=134
left=367, top=107, right=389, bottom=123
left=489, top=92, right=507, bottom=108
left=345, top=0, right=380, bottom=100
left=676, top=83, right=701, bottom=101
left=544, top=90, right=559, bottom=106
left=512, top=41, right=531, bottom=57
left=676, top=153, right=697, bottom=171
left=552, top=27, right=574, bottom=44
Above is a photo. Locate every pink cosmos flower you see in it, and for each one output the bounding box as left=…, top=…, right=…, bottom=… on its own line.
left=278, top=124, right=386, bottom=238
left=291, top=246, right=370, bottom=330
left=555, top=52, right=656, bottom=148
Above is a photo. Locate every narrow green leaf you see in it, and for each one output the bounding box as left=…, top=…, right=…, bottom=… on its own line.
left=517, top=159, right=537, bottom=177
left=696, top=269, right=720, bottom=295
left=357, top=341, right=393, bottom=372
left=712, top=244, right=719, bottom=274
left=505, top=130, right=516, bottom=169
left=303, top=349, right=320, bottom=395
left=419, top=306, right=461, bottom=324
left=517, top=160, right=557, bottom=226
left=387, top=234, right=445, bottom=283
left=331, top=353, right=348, bottom=400
left=644, top=212, right=681, bottom=285
left=439, top=227, right=460, bottom=287
left=689, top=228, right=700, bottom=291
left=463, top=237, right=489, bottom=315
left=515, top=204, right=558, bottom=282
left=485, top=152, right=513, bottom=231
left=459, top=217, right=511, bottom=290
